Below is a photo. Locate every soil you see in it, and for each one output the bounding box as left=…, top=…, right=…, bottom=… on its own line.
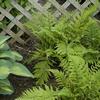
left=0, top=39, right=36, bottom=100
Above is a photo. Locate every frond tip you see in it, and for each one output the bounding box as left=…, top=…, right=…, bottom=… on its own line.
left=16, top=85, right=58, bottom=100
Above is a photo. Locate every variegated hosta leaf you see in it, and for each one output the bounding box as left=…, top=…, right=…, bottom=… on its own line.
left=11, top=62, right=34, bottom=78
left=0, top=51, right=23, bottom=61
left=0, top=60, right=34, bottom=79
left=0, top=79, right=13, bottom=95
left=0, top=35, right=10, bottom=46
left=0, top=60, right=11, bottom=79
left=0, top=43, right=10, bottom=51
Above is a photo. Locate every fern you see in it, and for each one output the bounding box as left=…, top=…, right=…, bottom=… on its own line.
left=25, top=12, right=56, bottom=49
left=17, top=85, right=58, bottom=100
left=34, top=61, right=51, bottom=85
left=50, top=69, right=67, bottom=87
left=56, top=41, right=67, bottom=56
left=19, top=2, right=100, bottom=100
left=17, top=85, right=73, bottom=100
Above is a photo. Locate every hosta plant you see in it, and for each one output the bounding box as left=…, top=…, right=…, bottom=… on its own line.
left=0, top=35, right=34, bottom=95
left=18, top=3, right=100, bottom=100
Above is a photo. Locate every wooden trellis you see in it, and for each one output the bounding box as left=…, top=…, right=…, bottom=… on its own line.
left=0, top=0, right=100, bottom=44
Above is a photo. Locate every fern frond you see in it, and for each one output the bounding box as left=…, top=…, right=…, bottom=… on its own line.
left=50, top=69, right=67, bottom=87
left=27, top=49, right=45, bottom=63
left=25, top=12, right=56, bottom=45
left=28, top=48, right=54, bottom=63
left=17, top=85, right=74, bottom=100
left=56, top=41, right=67, bottom=56
left=25, top=12, right=56, bottom=33
left=34, top=61, right=51, bottom=85
left=83, top=52, right=100, bottom=72
left=39, top=28, right=56, bottom=48
left=67, top=55, right=90, bottom=88
left=60, top=57, right=68, bottom=72
left=17, top=85, right=58, bottom=100
left=24, top=4, right=100, bottom=100
left=68, top=4, right=98, bottom=41
left=67, top=43, right=86, bottom=56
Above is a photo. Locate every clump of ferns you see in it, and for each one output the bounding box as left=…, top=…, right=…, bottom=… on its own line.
left=17, top=2, right=100, bottom=100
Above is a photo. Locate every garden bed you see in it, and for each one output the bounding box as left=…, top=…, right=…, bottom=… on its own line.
left=0, top=39, right=35, bottom=100
left=0, top=0, right=100, bottom=100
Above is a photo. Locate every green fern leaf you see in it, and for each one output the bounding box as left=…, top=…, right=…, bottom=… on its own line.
left=56, top=41, right=67, bottom=56
left=34, top=61, right=51, bottom=85
left=16, top=85, right=58, bottom=100
left=50, top=69, right=67, bottom=87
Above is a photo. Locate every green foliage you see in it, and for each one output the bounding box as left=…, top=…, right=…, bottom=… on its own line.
left=17, top=85, right=58, bottom=100
left=0, top=35, right=34, bottom=95
left=17, top=85, right=73, bottom=100
left=0, top=0, right=28, bottom=8
left=19, top=4, right=100, bottom=100
left=0, top=0, right=28, bottom=32
left=34, top=60, right=51, bottom=85
left=0, top=0, right=11, bottom=8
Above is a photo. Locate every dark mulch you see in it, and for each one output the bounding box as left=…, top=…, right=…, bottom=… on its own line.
left=0, top=39, right=36, bottom=100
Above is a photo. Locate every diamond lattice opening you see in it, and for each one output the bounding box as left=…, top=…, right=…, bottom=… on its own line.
left=94, top=11, right=100, bottom=20
left=66, top=4, right=76, bottom=12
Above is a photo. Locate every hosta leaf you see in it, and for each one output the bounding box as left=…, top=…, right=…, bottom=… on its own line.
left=11, top=62, right=34, bottom=78
left=0, top=43, right=10, bottom=51
left=0, top=60, right=11, bottom=79
left=0, top=79, right=14, bottom=95
left=11, top=51, right=23, bottom=61
left=0, top=60, right=34, bottom=79
left=0, top=51, right=23, bottom=61
left=0, top=35, right=10, bottom=46
left=0, top=35, right=33, bottom=95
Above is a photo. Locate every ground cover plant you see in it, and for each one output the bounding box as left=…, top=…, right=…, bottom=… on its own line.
left=0, top=35, right=34, bottom=95
left=16, top=3, right=100, bottom=100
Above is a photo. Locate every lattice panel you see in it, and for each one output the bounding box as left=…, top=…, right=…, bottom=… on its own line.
left=0, top=0, right=100, bottom=44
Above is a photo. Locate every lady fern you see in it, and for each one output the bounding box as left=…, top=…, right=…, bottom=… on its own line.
left=18, top=3, right=100, bottom=100
left=17, top=85, right=59, bottom=100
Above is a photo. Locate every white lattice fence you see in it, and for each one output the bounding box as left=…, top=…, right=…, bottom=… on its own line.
left=0, top=0, right=100, bottom=44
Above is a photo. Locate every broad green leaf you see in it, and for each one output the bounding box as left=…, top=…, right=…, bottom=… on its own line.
left=0, top=79, right=14, bottom=95
left=0, top=51, right=23, bottom=61
left=11, top=51, right=23, bottom=61
left=0, top=35, right=10, bottom=46
left=0, top=35, right=33, bottom=95
left=0, top=43, right=10, bottom=50
left=11, top=62, right=34, bottom=78
left=0, top=60, right=11, bottom=79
